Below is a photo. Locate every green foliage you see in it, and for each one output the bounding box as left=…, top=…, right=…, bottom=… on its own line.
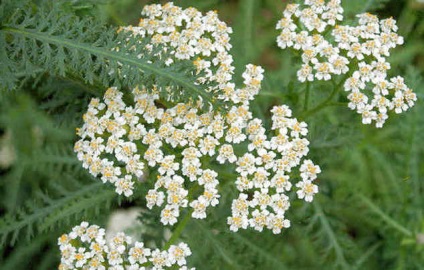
left=0, top=88, right=116, bottom=250
left=343, top=0, right=392, bottom=16
left=0, top=0, right=219, bottom=107
left=0, top=0, right=423, bottom=269
left=0, top=179, right=115, bottom=246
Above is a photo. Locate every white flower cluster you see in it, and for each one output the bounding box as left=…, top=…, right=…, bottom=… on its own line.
left=121, top=3, right=235, bottom=100
left=76, top=3, right=321, bottom=234
left=227, top=106, right=320, bottom=234
left=58, top=222, right=193, bottom=270
left=276, top=0, right=417, bottom=127
left=75, top=64, right=320, bottom=234
left=75, top=64, right=263, bottom=227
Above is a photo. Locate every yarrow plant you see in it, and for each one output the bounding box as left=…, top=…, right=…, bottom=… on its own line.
left=74, top=64, right=264, bottom=226
left=0, top=0, right=422, bottom=268
left=75, top=64, right=320, bottom=233
left=74, top=2, right=321, bottom=234
left=0, top=0, right=421, bottom=268
left=276, top=0, right=417, bottom=127
left=58, top=222, right=193, bottom=269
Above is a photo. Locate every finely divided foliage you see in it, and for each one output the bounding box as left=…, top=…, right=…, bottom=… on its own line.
left=0, top=1, right=216, bottom=107
left=0, top=0, right=421, bottom=269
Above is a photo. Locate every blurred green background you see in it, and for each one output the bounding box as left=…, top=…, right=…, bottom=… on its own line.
left=0, top=0, right=423, bottom=269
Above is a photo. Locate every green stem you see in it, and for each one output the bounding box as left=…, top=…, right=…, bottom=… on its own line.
left=358, top=195, right=413, bottom=237
left=163, top=209, right=193, bottom=250
left=162, top=183, right=200, bottom=249
left=300, top=86, right=339, bottom=119
left=300, top=75, right=348, bottom=119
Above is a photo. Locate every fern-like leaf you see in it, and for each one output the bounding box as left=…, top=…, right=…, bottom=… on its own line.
left=0, top=178, right=115, bottom=246
left=0, top=2, right=221, bottom=108
left=311, top=202, right=351, bottom=268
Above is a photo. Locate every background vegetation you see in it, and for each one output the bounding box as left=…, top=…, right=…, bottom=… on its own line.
left=0, top=0, right=423, bottom=269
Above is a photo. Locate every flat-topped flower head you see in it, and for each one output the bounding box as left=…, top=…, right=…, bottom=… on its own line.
left=76, top=64, right=320, bottom=234
left=75, top=64, right=267, bottom=226
left=58, top=222, right=193, bottom=269
left=120, top=3, right=235, bottom=103
left=276, top=0, right=416, bottom=127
